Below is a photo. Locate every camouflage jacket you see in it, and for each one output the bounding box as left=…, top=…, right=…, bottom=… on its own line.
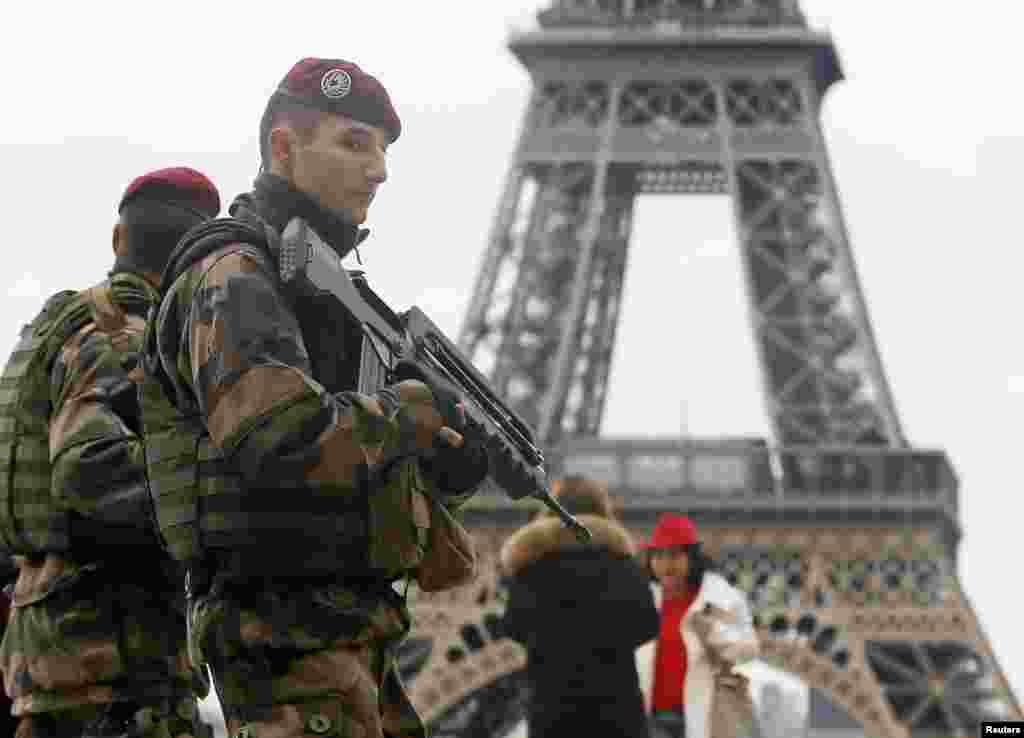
left=0, top=273, right=163, bottom=556
left=145, top=195, right=487, bottom=578
left=145, top=188, right=488, bottom=738
left=0, top=273, right=190, bottom=715
left=47, top=278, right=155, bottom=543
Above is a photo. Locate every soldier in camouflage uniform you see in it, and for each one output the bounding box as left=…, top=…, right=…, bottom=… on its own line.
left=140, top=59, right=489, bottom=738
left=0, top=168, right=222, bottom=737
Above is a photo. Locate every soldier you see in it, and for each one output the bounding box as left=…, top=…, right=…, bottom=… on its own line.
left=0, top=167, right=221, bottom=737
left=140, top=58, right=489, bottom=738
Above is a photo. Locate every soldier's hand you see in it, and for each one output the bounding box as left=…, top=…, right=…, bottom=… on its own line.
left=383, top=379, right=465, bottom=455
left=422, top=416, right=490, bottom=495
left=435, top=426, right=465, bottom=450
left=391, top=359, right=467, bottom=434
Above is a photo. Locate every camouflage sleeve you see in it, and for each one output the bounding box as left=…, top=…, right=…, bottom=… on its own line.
left=48, top=318, right=148, bottom=521
left=184, top=249, right=378, bottom=486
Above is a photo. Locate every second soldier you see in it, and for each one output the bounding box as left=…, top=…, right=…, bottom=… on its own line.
left=0, top=168, right=221, bottom=737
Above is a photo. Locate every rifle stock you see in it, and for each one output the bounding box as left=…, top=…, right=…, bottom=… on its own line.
left=279, top=218, right=591, bottom=543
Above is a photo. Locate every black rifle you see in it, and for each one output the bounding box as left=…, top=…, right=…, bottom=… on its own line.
left=278, top=218, right=591, bottom=543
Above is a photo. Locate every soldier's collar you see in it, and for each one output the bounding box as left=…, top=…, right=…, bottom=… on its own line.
left=243, top=173, right=369, bottom=261
left=108, top=270, right=160, bottom=314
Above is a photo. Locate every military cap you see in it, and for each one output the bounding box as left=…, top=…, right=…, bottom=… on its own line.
left=263, top=57, right=402, bottom=145
left=118, top=167, right=221, bottom=218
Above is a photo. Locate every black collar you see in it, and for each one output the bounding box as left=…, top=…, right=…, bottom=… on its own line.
left=229, top=173, right=369, bottom=260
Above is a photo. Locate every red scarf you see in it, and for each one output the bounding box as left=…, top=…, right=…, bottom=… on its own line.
left=652, top=588, right=697, bottom=711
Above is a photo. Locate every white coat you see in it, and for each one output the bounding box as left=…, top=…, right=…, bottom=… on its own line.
left=635, top=572, right=760, bottom=738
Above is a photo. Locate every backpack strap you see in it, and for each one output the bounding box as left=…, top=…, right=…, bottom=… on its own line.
left=83, top=273, right=158, bottom=334
left=20, top=291, right=99, bottom=405
left=84, top=283, right=123, bottom=333
left=160, top=217, right=273, bottom=295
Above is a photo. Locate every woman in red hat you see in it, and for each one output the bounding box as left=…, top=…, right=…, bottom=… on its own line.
left=636, top=513, right=760, bottom=738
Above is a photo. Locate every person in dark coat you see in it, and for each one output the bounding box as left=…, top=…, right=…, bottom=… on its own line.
left=500, top=475, right=660, bottom=738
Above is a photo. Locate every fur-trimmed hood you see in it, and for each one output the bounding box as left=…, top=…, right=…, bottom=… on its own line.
left=500, top=511, right=661, bottom=724
left=500, top=514, right=637, bottom=578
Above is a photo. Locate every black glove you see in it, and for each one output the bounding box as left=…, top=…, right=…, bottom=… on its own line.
left=391, top=359, right=466, bottom=432
left=419, top=415, right=489, bottom=495
left=390, top=360, right=491, bottom=493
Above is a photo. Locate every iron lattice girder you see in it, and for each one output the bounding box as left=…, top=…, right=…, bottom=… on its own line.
left=535, top=80, right=611, bottom=128
left=458, top=166, right=528, bottom=361
left=460, top=161, right=899, bottom=444
left=619, top=79, right=719, bottom=125
left=461, top=176, right=896, bottom=444
left=725, top=79, right=804, bottom=125
left=865, top=640, right=1009, bottom=735
left=459, top=22, right=900, bottom=446
left=563, top=194, right=634, bottom=434
left=491, top=164, right=595, bottom=430
left=518, top=74, right=822, bottom=169
left=529, top=77, right=806, bottom=131
left=732, top=158, right=897, bottom=444
left=637, top=163, right=728, bottom=193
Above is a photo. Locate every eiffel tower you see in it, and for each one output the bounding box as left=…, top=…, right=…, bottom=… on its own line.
left=397, top=2, right=1022, bottom=736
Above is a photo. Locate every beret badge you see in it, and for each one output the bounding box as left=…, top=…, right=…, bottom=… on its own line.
left=321, top=68, right=353, bottom=99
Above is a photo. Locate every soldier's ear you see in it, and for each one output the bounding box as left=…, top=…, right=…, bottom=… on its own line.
left=269, top=126, right=295, bottom=177
left=112, top=222, right=122, bottom=257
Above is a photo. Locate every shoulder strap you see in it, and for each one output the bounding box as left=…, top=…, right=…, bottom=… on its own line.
left=10, top=288, right=98, bottom=435
left=81, top=273, right=158, bottom=336
left=109, top=272, right=158, bottom=317
left=28, top=290, right=81, bottom=344
left=27, top=290, right=95, bottom=375
left=145, top=217, right=275, bottom=415
left=160, top=217, right=273, bottom=294
left=84, top=282, right=122, bottom=333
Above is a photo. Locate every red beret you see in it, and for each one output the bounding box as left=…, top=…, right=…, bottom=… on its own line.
left=118, top=167, right=220, bottom=218
left=644, top=513, right=699, bottom=549
left=265, top=58, right=401, bottom=144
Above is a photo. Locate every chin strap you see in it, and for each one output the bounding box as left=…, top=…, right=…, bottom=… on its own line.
left=342, top=228, right=370, bottom=265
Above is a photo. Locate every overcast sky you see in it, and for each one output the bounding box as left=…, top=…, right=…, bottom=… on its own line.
left=2, top=0, right=1021, bottom=708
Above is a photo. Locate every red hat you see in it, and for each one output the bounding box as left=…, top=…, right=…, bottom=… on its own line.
left=263, top=58, right=402, bottom=146
left=118, top=166, right=220, bottom=218
left=644, top=513, right=699, bottom=549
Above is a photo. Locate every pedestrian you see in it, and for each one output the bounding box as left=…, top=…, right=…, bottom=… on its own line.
left=500, top=475, right=659, bottom=738
left=636, top=513, right=760, bottom=738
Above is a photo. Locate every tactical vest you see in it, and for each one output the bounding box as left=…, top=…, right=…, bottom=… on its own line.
left=142, top=219, right=437, bottom=579
left=0, top=274, right=156, bottom=556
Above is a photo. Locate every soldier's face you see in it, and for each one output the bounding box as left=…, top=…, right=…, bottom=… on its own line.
left=288, top=114, right=389, bottom=225
left=650, top=546, right=691, bottom=594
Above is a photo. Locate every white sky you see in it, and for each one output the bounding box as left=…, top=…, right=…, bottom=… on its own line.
left=1, top=0, right=1022, bottom=708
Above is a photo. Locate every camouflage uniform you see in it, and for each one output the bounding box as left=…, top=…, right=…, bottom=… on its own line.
left=0, top=275, right=198, bottom=737
left=0, top=167, right=221, bottom=737
left=142, top=174, right=488, bottom=738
